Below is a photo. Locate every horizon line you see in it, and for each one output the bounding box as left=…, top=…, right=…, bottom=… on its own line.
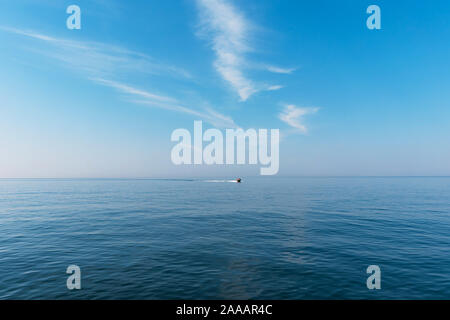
left=1, top=175, right=450, bottom=180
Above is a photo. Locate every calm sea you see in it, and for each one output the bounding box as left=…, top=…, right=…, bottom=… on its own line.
left=0, top=177, right=449, bottom=299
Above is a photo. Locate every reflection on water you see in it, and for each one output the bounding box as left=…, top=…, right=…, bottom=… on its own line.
left=0, top=177, right=449, bottom=299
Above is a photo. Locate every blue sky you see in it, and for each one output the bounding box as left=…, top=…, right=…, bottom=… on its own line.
left=1, top=0, right=449, bottom=177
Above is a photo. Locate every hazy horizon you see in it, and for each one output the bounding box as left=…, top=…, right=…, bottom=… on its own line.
left=1, top=175, right=450, bottom=180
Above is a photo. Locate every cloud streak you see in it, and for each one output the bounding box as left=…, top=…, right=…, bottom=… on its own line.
left=94, top=78, right=237, bottom=128
left=279, top=105, right=319, bottom=134
left=195, top=1, right=296, bottom=101
left=196, top=0, right=255, bottom=101
left=267, top=85, right=283, bottom=91
left=92, top=78, right=177, bottom=103
left=266, top=65, right=296, bottom=74
left=1, top=26, right=236, bottom=128
left=0, top=26, right=191, bottom=79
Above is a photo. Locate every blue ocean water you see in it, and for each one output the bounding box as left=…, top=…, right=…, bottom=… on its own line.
left=0, top=177, right=449, bottom=299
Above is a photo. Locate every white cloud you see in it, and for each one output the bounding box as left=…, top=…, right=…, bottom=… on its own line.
left=266, top=66, right=296, bottom=74
left=267, top=85, right=283, bottom=91
left=1, top=26, right=236, bottom=128
left=196, top=0, right=258, bottom=101
left=279, top=105, right=319, bottom=134
left=94, top=78, right=237, bottom=128
left=195, top=1, right=294, bottom=101
left=0, top=26, right=192, bottom=79
left=92, top=78, right=177, bottom=103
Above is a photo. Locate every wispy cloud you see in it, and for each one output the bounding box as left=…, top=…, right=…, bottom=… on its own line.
left=266, top=65, right=296, bottom=74
left=267, top=85, right=283, bottom=91
left=92, top=78, right=177, bottom=104
left=195, top=1, right=296, bottom=101
left=196, top=0, right=254, bottom=101
left=0, top=26, right=192, bottom=79
left=94, top=78, right=237, bottom=128
left=1, top=26, right=236, bottom=128
left=279, top=105, right=319, bottom=134
left=196, top=0, right=286, bottom=101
